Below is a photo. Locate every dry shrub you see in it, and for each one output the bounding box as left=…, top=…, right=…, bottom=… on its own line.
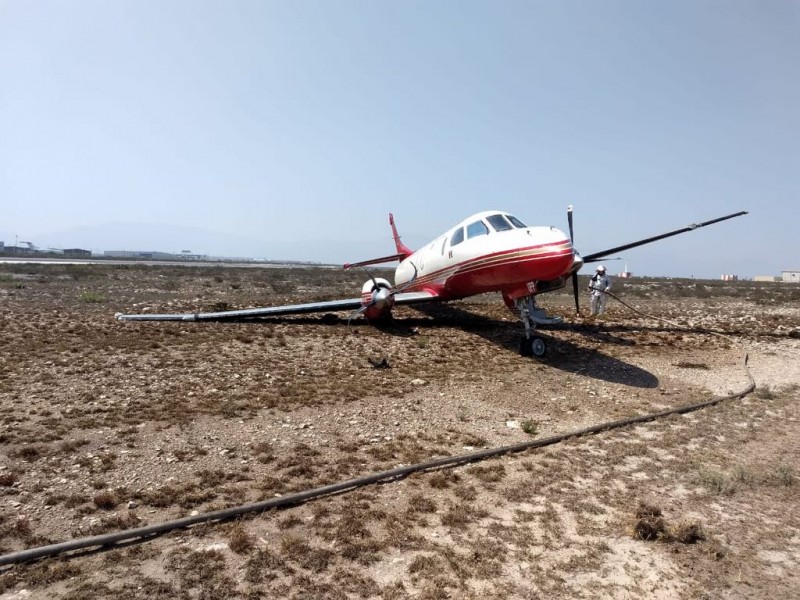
left=228, top=524, right=255, bottom=554
left=6, top=560, right=82, bottom=591
left=83, top=512, right=142, bottom=535
left=670, top=520, right=706, bottom=544
left=12, top=518, right=33, bottom=539
left=9, top=445, right=45, bottom=461
left=245, top=548, right=285, bottom=583
left=466, top=463, right=506, bottom=484
left=280, top=535, right=333, bottom=573
left=408, top=553, right=441, bottom=577
left=632, top=502, right=666, bottom=541
left=441, top=503, right=488, bottom=527
left=0, top=471, right=19, bottom=487
left=93, top=491, right=117, bottom=509
left=453, top=484, right=478, bottom=501
left=632, top=502, right=707, bottom=544
left=428, top=471, right=459, bottom=489
left=407, top=493, right=437, bottom=514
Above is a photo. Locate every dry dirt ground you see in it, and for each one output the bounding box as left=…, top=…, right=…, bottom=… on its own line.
left=1, top=263, right=799, bottom=600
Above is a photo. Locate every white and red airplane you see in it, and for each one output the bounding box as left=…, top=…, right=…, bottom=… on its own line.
left=116, top=208, right=747, bottom=357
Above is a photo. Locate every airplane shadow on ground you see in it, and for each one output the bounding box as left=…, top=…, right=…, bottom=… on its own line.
left=404, top=304, right=660, bottom=389
left=233, top=304, right=659, bottom=388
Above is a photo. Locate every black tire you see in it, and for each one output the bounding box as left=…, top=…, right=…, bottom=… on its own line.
left=518, top=337, right=533, bottom=357
left=531, top=337, right=547, bottom=358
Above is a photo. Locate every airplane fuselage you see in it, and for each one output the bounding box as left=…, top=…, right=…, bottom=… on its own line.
left=394, top=211, right=577, bottom=302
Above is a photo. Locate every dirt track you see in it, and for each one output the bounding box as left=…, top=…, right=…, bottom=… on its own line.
left=1, top=264, right=799, bottom=599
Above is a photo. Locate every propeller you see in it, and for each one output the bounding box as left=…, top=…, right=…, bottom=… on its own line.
left=567, top=205, right=580, bottom=315
left=348, top=262, right=418, bottom=325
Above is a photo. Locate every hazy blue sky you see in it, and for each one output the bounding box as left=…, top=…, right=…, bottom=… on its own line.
left=1, top=1, right=797, bottom=277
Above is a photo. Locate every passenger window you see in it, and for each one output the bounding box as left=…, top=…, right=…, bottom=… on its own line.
left=507, top=215, right=527, bottom=228
left=451, top=228, right=465, bottom=246
left=486, top=214, right=513, bottom=232
left=466, top=220, right=489, bottom=239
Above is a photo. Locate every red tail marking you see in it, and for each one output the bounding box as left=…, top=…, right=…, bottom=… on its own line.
left=389, top=213, right=413, bottom=259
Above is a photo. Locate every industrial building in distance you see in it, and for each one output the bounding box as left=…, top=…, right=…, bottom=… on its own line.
left=754, top=271, right=800, bottom=283
left=0, top=241, right=265, bottom=264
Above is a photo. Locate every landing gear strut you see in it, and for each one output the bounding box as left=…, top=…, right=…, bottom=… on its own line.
left=515, top=295, right=560, bottom=358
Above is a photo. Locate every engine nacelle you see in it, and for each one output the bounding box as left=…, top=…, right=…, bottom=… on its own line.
left=361, top=277, right=395, bottom=321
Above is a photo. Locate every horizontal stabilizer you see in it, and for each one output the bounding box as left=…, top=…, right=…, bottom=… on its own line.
left=344, top=253, right=408, bottom=270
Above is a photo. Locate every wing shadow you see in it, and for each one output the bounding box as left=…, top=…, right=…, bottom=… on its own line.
left=187, top=303, right=658, bottom=388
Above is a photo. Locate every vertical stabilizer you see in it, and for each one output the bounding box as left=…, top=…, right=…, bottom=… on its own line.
left=389, top=213, right=413, bottom=259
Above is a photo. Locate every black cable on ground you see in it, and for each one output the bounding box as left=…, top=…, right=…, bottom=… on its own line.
left=0, top=297, right=756, bottom=567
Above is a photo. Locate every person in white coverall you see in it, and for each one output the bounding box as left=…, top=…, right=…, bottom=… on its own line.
left=588, top=265, right=611, bottom=316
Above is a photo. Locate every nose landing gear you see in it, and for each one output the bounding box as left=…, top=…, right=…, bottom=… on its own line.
left=515, top=294, right=560, bottom=359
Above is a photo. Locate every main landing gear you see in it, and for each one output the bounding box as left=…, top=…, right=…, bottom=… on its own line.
left=515, top=295, right=562, bottom=359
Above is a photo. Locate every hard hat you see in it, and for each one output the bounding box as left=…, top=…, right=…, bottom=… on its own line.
left=597, top=265, right=606, bottom=272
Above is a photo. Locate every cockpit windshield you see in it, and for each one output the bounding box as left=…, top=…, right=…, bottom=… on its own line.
left=506, top=214, right=527, bottom=228
left=486, top=214, right=513, bottom=232
left=486, top=213, right=526, bottom=231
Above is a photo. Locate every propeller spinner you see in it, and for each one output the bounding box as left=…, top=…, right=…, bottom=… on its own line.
left=348, top=262, right=418, bottom=324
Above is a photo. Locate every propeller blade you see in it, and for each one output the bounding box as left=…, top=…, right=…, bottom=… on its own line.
left=356, top=265, right=380, bottom=292
left=347, top=304, right=369, bottom=326
left=567, top=205, right=575, bottom=242
left=567, top=206, right=579, bottom=314
left=572, top=272, right=580, bottom=315
left=583, top=211, right=748, bottom=263
left=392, top=262, right=418, bottom=295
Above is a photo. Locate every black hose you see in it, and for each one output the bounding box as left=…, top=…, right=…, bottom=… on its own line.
left=0, top=297, right=756, bottom=567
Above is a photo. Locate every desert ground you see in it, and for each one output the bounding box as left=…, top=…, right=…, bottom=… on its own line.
left=1, top=263, right=799, bottom=599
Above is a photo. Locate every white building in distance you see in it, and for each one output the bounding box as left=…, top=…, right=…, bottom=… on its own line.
left=782, top=270, right=800, bottom=283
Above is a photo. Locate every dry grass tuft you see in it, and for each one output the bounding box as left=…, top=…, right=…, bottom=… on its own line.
left=93, top=491, right=118, bottom=509
left=632, top=502, right=667, bottom=541
left=0, top=560, right=82, bottom=594
left=670, top=520, right=706, bottom=544
left=632, top=502, right=707, bottom=545
left=244, top=548, right=285, bottom=583
left=0, top=471, right=19, bottom=486
left=280, top=534, right=334, bottom=573
left=407, top=493, right=437, bottom=514
left=9, top=445, right=45, bottom=461
left=228, top=524, right=255, bottom=554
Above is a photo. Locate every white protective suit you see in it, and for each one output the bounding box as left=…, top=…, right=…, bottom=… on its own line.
left=589, top=271, right=612, bottom=316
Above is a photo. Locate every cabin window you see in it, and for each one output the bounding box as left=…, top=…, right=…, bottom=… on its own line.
left=507, top=215, right=527, bottom=228
left=466, top=220, right=489, bottom=239
left=450, top=227, right=465, bottom=246
left=441, top=237, right=448, bottom=254
left=487, top=214, right=513, bottom=232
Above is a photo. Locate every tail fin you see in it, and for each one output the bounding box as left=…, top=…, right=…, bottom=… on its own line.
left=342, top=213, right=414, bottom=270
left=389, top=213, right=413, bottom=259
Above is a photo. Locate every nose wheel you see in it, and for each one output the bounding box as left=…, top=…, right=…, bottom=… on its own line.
left=515, top=294, right=550, bottom=359
left=519, top=336, right=547, bottom=358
